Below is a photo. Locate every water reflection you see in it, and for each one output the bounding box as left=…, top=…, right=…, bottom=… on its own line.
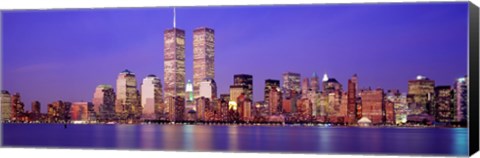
left=115, top=125, right=135, bottom=149
left=140, top=125, right=156, bottom=149
left=193, top=125, right=213, bottom=151
left=183, top=125, right=194, bottom=151
left=453, top=128, right=468, bottom=155
left=228, top=126, right=239, bottom=151
left=2, top=124, right=469, bottom=156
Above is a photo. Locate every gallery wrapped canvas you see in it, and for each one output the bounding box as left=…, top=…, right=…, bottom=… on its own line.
left=1, top=1, right=479, bottom=157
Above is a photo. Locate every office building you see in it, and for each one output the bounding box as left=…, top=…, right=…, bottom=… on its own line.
left=193, top=27, right=215, bottom=99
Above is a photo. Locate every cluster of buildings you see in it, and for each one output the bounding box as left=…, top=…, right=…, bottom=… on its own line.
left=0, top=25, right=469, bottom=127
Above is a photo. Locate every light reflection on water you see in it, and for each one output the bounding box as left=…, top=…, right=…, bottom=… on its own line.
left=2, top=124, right=469, bottom=156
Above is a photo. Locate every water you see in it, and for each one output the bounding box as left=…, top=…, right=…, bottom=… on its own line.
left=1, top=124, right=469, bottom=156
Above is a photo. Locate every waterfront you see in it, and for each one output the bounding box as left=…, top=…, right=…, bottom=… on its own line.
left=2, top=124, right=468, bottom=156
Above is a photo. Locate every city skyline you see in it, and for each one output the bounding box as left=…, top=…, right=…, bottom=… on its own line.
left=3, top=3, right=468, bottom=113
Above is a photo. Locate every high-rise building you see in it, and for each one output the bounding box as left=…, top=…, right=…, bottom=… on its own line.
left=195, top=97, right=209, bottom=121
left=434, top=86, right=454, bottom=123
left=454, top=77, right=467, bottom=123
left=301, top=78, right=310, bottom=98
left=47, top=100, right=71, bottom=123
left=141, top=75, right=163, bottom=120
left=386, top=90, right=408, bottom=124
left=166, top=96, right=185, bottom=122
left=229, top=85, right=247, bottom=103
left=407, top=75, right=435, bottom=115
left=115, top=69, right=141, bottom=120
left=11, top=93, right=25, bottom=121
left=237, top=94, right=252, bottom=122
left=164, top=28, right=186, bottom=99
left=264, top=79, right=280, bottom=107
left=282, top=72, right=301, bottom=99
left=70, top=102, right=94, bottom=123
left=346, top=75, right=357, bottom=124
left=199, top=78, right=217, bottom=100
left=193, top=27, right=215, bottom=99
left=385, top=101, right=395, bottom=125
left=323, top=77, right=342, bottom=94
left=31, top=101, right=41, bottom=121
left=93, top=84, right=116, bottom=121
left=1, top=91, right=12, bottom=121
left=31, top=101, right=41, bottom=114
left=268, top=86, right=282, bottom=115
left=360, top=88, right=384, bottom=124
left=233, top=74, right=253, bottom=101
left=310, top=72, right=320, bottom=93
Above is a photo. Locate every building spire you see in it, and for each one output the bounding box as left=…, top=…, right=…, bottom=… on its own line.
left=173, top=7, right=176, bottom=28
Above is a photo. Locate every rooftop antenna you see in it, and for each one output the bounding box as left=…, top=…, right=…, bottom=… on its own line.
left=173, top=7, right=176, bottom=28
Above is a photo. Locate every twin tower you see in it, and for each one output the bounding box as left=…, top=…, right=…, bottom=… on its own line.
left=163, top=27, right=215, bottom=100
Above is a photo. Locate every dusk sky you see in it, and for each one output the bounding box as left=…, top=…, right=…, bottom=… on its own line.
left=2, top=2, right=468, bottom=113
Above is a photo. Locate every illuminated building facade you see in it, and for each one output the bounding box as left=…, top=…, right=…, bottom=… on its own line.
left=301, top=78, right=310, bottom=98
left=385, top=101, right=395, bottom=125
left=434, top=86, right=454, bottom=123
left=360, top=88, right=384, bottom=124
left=407, top=75, right=435, bottom=115
left=47, top=100, right=71, bottom=123
left=229, top=85, right=247, bottom=104
left=1, top=91, right=12, bottom=121
left=310, top=72, right=320, bottom=93
left=115, top=69, right=141, bottom=120
left=386, top=90, right=408, bottom=124
left=93, top=84, right=116, bottom=121
left=264, top=79, right=280, bottom=107
left=268, top=85, right=282, bottom=115
left=166, top=96, right=185, bottom=122
left=31, top=101, right=41, bottom=121
left=454, top=77, right=467, bottom=123
left=237, top=94, right=252, bottom=122
left=233, top=74, right=253, bottom=101
left=199, top=78, right=217, bottom=100
left=70, top=102, right=94, bottom=122
left=346, top=75, right=358, bottom=124
left=11, top=93, right=25, bottom=121
left=164, top=28, right=186, bottom=99
left=323, top=78, right=342, bottom=94
left=282, top=72, right=301, bottom=99
left=193, top=27, right=215, bottom=99
left=141, top=75, right=163, bottom=120
left=195, top=97, right=209, bottom=121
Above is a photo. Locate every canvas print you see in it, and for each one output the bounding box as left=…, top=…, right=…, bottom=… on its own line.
left=0, top=2, right=474, bottom=157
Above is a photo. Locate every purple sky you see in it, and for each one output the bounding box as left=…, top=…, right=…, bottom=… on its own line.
left=2, top=2, right=468, bottom=113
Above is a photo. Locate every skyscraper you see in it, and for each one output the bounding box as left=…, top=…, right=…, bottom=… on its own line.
left=164, top=28, right=186, bottom=99
left=93, top=84, right=116, bottom=121
left=301, top=78, right=310, bottom=98
left=185, top=79, right=194, bottom=107
left=1, top=90, right=12, bottom=121
left=233, top=74, right=253, bottom=101
left=434, top=86, right=454, bottom=123
left=346, top=75, right=357, bottom=124
left=264, top=79, right=280, bottom=106
left=323, top=77, right=342, bottom=94
left=115, top=69, right=141, bottom=120
left=310, top=72, right=320, bottom=93
left=282, top=72, right=301, bottom=99
left=141, top=75, right=163, bottom=120
left=268, top=85, right=282, bottom=115
left=199, top=78, right=217, bottom=100
left=454, top=77, right=467, bottom=123
left=193, top=27, right=215, bottom=99
left=11, top=93, right=25, bottom=121
left=360, top=88, right=384, bottom=124
left=31, top=101, right=41, bottom=114
left=407, top=75, right=435, bottom=115
left=386, top=90, right=408, bottom=124
left=70, top=102, right=95, bottom=123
